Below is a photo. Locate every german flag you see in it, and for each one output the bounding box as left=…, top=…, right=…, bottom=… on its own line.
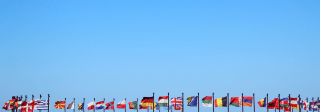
left=140, top=97, right=153, bottom=107
left=214, top=97, right=227, bottom=107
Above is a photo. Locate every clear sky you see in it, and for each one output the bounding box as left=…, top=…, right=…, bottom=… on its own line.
left=1, top=0, right=319, bottom=112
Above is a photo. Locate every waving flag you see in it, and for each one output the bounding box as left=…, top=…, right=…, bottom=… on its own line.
left=215, top=97, right=227, bottom=107
left=129, top=101, right=137, bottom=109
left=55, top=101, right=66, bottom=109
left=151, top=103, right=160, bottom=110
left=2, top=102, right=9, bottom=110
left=202, top=96, right=212, bottom=107
left=258, top=97, right=266, bottom=107
left=20, top=101, right=28, bottom=112
left=117, top=100, right=126, bottom=109
left=309, top=101, right=318, bottom=111
left=36, top=100, right=49, bottom=110
left=67, top=101, right=75, bottom=109
left=171, top=97, right=182, bottom=110
left=158, top=96, right=168, bottom=107
left=187, top=96, right=198, bottom=107
left=290, top=97, right=299, bottom=109
left=28, top=99, right=40, bottom=112
left=141, top=97, right=153, bottom=107
left=105, top=101, right=114, bottom=110
left=87, top=101, right=95, bottom=110
left=96, top=101, right=105, bottom=110
left=78, top=103, right=84, bottom=111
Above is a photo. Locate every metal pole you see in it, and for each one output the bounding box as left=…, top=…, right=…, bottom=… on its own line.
left=288, top=94, right=291, bottom=112
left=267, top=94, right=269, bottom=112
left=104, top=98, right=105, bottom=112
left=278, top=94, right=280, bottom=112
left=125, top=98, right=126, bottom=112
left=182, top=93, right=184, bottom=112
left=74, top=98, right=75, bottom=112
left=40, top=94, right=42, bottom=112
left=227, top=93, right=229, bottom=112
left=242, top=93, right=244, bottom=112
left=307, top=98, right=309, bottom=112
left=153, top=93, right=155, bottom=112
left=48, top=94, right=50, bottom=112
left=298, top=95, right=300, bottom=112
left=65, top=98, right=66, bottom=112
left=137, top=98, right=139, bottom=112
left=94, top=98, right=95, bottom=112
left=84, top=98, right=85, bottom=112
left=113, top=98, right=115, bottom=112
left=168, top=93, right=169, bottom=112
left=16, top=96, right=18, bottom=112
left=318, top=97, right=319, bottom=112
left=253, top=93, right=255, bottom=112
left=212, top=93, right=214, bottom=112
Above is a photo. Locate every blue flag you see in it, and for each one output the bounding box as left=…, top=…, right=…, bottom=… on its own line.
left=187, top=96, right=198, bottom=107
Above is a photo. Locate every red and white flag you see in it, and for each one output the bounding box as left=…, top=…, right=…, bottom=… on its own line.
left=20, top=101, right=28, bottom=112
left=87, top=101, right=95, bottom=110
left=67, top=101, right=75, bottom=109
left=116, top=100, right=126, bottom=109
left=28, top=99, right=40, bottom=112
left=2, top=102, right=9, bottom=111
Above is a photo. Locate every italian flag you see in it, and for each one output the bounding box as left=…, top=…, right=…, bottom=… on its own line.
left=202, top=96, right=212, bottom=107
left=158, top=96, right=168, bottom=106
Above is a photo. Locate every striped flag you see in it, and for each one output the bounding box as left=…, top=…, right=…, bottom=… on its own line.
left=67, top=101, right=75, bottom=109
left=36, top=100, right=49, bottom=110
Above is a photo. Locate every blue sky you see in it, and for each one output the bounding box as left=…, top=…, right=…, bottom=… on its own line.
left=0, top=0, right=319, bottom=112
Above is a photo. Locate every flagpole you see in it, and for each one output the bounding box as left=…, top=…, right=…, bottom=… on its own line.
left=48, top=94, right=50, bottom=112
left=212, top=93, right=214, bottom=112
left=40, top=94, right=42, bottom=112
left=94, top=98, right=96, bottom=112
left=137, top=98, right=139, bottom=112
left=253, top=93, right=255, bottom=112
left=125, top=98, right=126, bottom=112
left=298, top=95, right=300, bottom=112
left=278, top=94, right=280, bottom=112
left=227, top=93, right=229, bottom=112
left=65, top=98, right=66, bottom=112
left=182, top=93, right=184, bottom=112
left=113, top=98, right=115, bottom=112
left=104, top=98, right=105, bottom=112
left=26, top=95, right=28, bottom=112
left=312, top=97, right=314, bottom=112
left=84, top=98, right=85, bottom=112
left=74, top=98, right=75, bottom=112
left=317, top=97, right=319, bottom=112
left=242, top=93, right=244, bottom=112
left=153, top=93, right=155, bottom=112
left=288, top=94, right=291, bottom=112
left=307, top=98, right=309, bottom=112
left=16, top=96, right=18, bottom=112
left=168, top=92, right=169, bottom=112
left=267, top=93, right=269, bottom=112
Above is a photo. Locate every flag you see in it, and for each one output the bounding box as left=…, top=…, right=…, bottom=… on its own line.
left=129, top=101, right=137, bottom=109
left=78, top=103, right=84, bottom=111
left=309, top=101, right=318, bottom=111
left=105, top=101, right=114, bottom=110
left=158, top=96, right=168, bottom=107
left=87, top=101, right=95, bottom=110
left=96, top=101, right=105, bottom=110
left=28, top=99, right=40, bottom=112
left=67, top=101, right=75, bottom=109
left=301, top=100, right=309, bottom=110
left=258, top=97, right=266, bottom=107
left=279, top=98, right=290, bottom=112
left=117, top=100, right=126, bottom=109
left=36, top=100, right=49, bottom=110
left=230, top=97, right=241, bottom=107
left=202, top=96, right=212, bottom=107
left=2, top=102, right=8, bottom=111
left=139, top=105, right=148, bottom=109
left=171, top=97, right=182, bottom=111
left=20, top=101, right=28, bottom=112
left=141, top=97, right=153, bottom=107
left=243, top=97, right=253, bottom=107
left=214, top=97, right=227, bottom=107
left=267, top=98, right=278, bottom=109
left=55, top=101, right=66, bottom=109
left=317, top=100, right=320, bottom=109
left=187, top=96, right=198, bottom=107
left=289, top=97, right=299, bottom=109
left=151, top=103, right=160, bottom=110
left=9, top=99, right=18, bottom=110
